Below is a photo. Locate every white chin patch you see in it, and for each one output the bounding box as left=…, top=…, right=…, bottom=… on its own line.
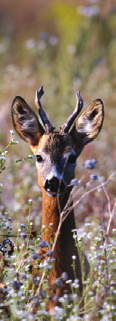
left=46, top=191, right=62, bottom=198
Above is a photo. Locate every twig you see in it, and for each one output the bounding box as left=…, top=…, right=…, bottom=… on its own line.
left=106, top=200, right=116, bottom=237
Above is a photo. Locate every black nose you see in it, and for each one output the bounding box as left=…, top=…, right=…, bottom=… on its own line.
left=44, top=177, right=65, bottom=194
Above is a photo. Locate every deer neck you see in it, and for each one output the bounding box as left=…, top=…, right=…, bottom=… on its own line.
left=41, top=187, right=82, bottom=291
left=41, top=187, right=76, bottom=244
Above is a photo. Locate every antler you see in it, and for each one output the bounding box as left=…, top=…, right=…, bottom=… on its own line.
left=35, top=86, right=55, bottom=133
left=60, top=91, right=83, bottom=134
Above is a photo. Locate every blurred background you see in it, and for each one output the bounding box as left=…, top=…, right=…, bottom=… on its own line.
left=0, top=0, right=116, bottom=229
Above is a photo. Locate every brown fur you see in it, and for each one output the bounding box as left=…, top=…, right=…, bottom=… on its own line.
left=41, top=187, right=84, bottom=306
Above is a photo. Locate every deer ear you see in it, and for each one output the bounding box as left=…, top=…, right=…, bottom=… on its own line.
left=71, top=99, right=104, bottom=156
left=11, top=96, right=44, bottom=146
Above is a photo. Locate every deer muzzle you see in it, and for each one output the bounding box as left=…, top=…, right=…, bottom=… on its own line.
left=44, top=177, right=65, bottom=197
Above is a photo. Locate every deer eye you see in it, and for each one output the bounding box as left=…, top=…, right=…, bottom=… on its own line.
left=36, top=155, right=43, bottom=163
left=68, top=154, right=77, bottom=164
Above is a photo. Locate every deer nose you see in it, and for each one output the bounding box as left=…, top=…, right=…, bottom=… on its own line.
left=44, top=177, right=65, bottom=195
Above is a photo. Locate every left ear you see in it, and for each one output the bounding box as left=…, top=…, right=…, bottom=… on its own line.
left=70, top=99, right=104, bottom=156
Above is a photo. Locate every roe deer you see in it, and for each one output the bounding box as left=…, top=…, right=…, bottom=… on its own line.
left=11, top=86, right=104, bottom=304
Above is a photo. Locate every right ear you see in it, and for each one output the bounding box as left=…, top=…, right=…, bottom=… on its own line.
left=11, top=96, right=44, bottom=146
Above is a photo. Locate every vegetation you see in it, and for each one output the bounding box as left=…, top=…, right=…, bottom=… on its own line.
left=0, top=0, right=116, bottom=319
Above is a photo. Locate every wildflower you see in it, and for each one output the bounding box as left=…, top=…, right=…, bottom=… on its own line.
left=21, top=223, right=27, bottom=229
left=46, top=250, right=54, bottom=257
left=0, top=156, right=7, bottom=161
left=66, top=279, right=72, bottom=284
left=32, top=252, right=39, bottom=260
left=90, top=174, right=98, bottom=180
left=7, top=225, right=12, bottom=230
left=38, top=240, right=50, bottom=248
left=53, top=278, right=63, bottom=289
left=39, top=262, right=48, bottom=268
left=78, top=5, right=99, bottom=17
left=25, top=39, right=36, bottom=49
left=4, top=211, right=8, bottom=217
left=84, top=159, right=97, bottom=170
left=67, top=314, right=80, bottom=321
left=39, top=290, right=45, bottom=299
left=52, top=306, right=65, bottom=318
left=28, top=154, right=34, bottom=159
left=42, top=224, right=46, bottom=229
left=2, top=150, right=8, bottom=156
left=58, top=296, right=65, bottom=303
left=73, top=234, right=77, bottom=240
left=8, top=216, right=12, bottom=221
left=40, top=32, right=49, bottom=42
left=72, top=279, right=79, bottom=289
left=7, top=230, right=11, bottom=235
left=61, top=272, right=68, bottom=281
left=12, top=280, right=21, bottom=291
left=49, top=35, right=58, bottom=46
left=21, top=232, right=27, bottom=239
left=53, top=294, right=59, bottom=303
left=38, top=310, right=49, bottom=316
left=10, top=129, right=14, bottom=135
left=29, top=199, right=32, bottom=205
left=51, top=258, right=55, bottom=262
left=70, top=178, right=79, bottom=186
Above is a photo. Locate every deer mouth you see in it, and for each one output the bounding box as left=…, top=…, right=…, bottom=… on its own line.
left=44, top=177, right=66, bottom=197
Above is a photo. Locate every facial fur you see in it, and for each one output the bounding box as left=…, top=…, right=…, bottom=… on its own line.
left=34, top=133, right=77, bottom=196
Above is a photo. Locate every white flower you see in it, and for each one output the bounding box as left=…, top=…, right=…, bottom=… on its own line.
left=72, top=255, right=76, bottom=260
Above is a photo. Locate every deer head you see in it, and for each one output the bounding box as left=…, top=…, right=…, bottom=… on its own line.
left=11, top=86, right=104, bottom=198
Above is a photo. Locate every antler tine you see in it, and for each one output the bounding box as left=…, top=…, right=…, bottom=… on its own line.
left=60, top=91, right=84, bottom=134
left=35, top=86, right=55, bottom=133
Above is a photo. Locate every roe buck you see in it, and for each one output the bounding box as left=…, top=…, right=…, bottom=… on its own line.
left=11, top=86, right=104, bottom=301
